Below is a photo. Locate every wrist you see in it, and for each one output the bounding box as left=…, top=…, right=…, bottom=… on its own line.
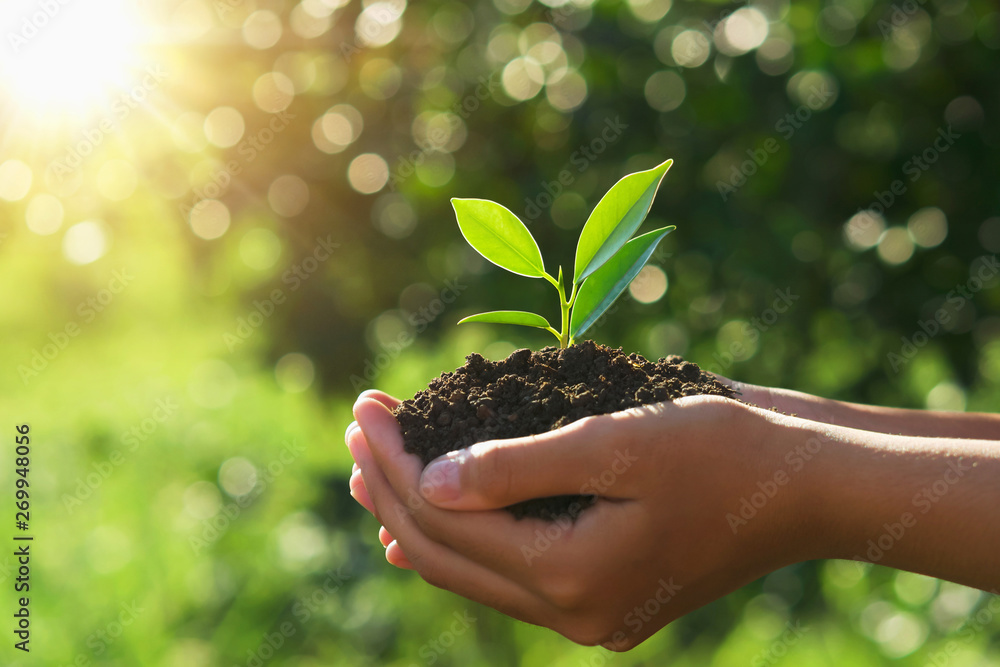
left=721, top=403, right=835, bottom=566
left=742, top=406, right=850, bottom=567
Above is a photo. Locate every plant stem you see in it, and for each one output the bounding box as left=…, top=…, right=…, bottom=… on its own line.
left=565, top=281, right=578, bottom=347
left=544, top=271, right=577, bottom=348
left=559, top=285, right=570, bottom=348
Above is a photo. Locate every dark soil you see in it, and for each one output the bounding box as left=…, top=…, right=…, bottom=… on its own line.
left=393, top=340, right=735, bottom=520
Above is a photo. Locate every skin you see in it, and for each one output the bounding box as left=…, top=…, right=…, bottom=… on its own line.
left=345, top=384, right=1000, bottom=651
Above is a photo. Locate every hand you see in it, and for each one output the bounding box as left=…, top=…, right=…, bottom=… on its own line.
left=346, top=390, right=821, bottom=650
left=716, top=377, right=1000, bottom=439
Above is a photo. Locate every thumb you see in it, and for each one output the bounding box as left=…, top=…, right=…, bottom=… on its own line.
left=418, top=413, right=638, bottom=510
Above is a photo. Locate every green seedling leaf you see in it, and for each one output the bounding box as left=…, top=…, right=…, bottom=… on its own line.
left=570, top=226, right=675, bottom=338
left=452, top=198, right=546, bottom=278
left=458, top=310, right=553, bottom=329
left=573, top=159, right=673, bottom=284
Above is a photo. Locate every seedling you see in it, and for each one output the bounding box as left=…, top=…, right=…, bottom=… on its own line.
left=452, top=158, right=675, bottom=348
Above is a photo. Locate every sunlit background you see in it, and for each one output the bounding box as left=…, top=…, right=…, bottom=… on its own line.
left=1, top=0, right=999, bottom=664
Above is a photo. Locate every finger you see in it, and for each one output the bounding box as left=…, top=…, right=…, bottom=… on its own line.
left=415, top=413, right=643, bottom=510
left=349, top=467, right=376, bottom=515
left=345, top=420, right=360, bottom=441
left=354, top=396, right=611, bottom=592
left=357, top=390, right=402, bottom=410
left=347, top=410, right=551, bottom=625
left=385, top=540, right=415, bottom=569
left=379, top=525, right=393, bottom=547
left=347, top=428, right=384, bottom=524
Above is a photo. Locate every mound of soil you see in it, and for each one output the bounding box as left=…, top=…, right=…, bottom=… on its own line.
left=393, top=340, right=735, bottom=520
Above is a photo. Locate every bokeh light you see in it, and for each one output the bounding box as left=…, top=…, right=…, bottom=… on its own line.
left=204, top=107, right=246, bottom=148
left=189, top=199, right=231, bottom=240
left=717, top=8, right=769, bottom=56
left=240, top=228, right=283, bottom=270
left=242, top=10, right=283, bottom=50
left=645, top=70, right=686, bottom=111
left=907, top=207, right=948, bottom=248
left=275, top=353, right=316, bottom=393
left=62, top=220, right=109, bottom=265
left=25, top=193, right=64, bottom=235
left=312, top=104, right=363, bottom=154
left=356, top=1, right=406, bottom=48
left=672, top=30, right=711, bottom=68
left=218, top=457, right=258, bottom=497
left=877, top=226, right=915, bottom=265
left=1, top=1, right=997, bottom=663
left=0, top=160, right=33, bottom=201
left=268, top=175, right=310, bottom=217
left=629, top=265, right=668, bottom=303
left=348, top=153, right=390, bottom=194
left=253, top=72, right=296, bottom=113
left=844, top=212, right=886, bottom=251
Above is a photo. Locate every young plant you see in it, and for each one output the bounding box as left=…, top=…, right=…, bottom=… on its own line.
left=452, top=158, right=675, bottom=348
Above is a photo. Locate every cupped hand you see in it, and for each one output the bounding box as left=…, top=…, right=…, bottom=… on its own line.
left=346, top=390, right=822, bottom=650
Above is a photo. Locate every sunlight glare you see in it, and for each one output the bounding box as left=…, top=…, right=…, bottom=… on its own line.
left=0, top=0, right=146, bottom=114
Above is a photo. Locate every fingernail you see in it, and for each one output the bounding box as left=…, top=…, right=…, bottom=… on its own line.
left=344, top=421, right=359, bottom=446
left=420, top=457, right=461, bottom=502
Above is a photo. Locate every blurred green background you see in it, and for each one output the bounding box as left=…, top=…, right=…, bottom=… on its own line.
left=1, top=0, right=998, bottom=664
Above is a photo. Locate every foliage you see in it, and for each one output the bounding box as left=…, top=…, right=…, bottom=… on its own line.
left=454, top=159, right=673, bottom=346
left=1, top=0, right=999, bottom=664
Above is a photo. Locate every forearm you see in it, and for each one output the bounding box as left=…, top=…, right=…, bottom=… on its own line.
left=780, top=414, right=1000, bottom=591
left=734, top=382, right=1000, bottom=439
